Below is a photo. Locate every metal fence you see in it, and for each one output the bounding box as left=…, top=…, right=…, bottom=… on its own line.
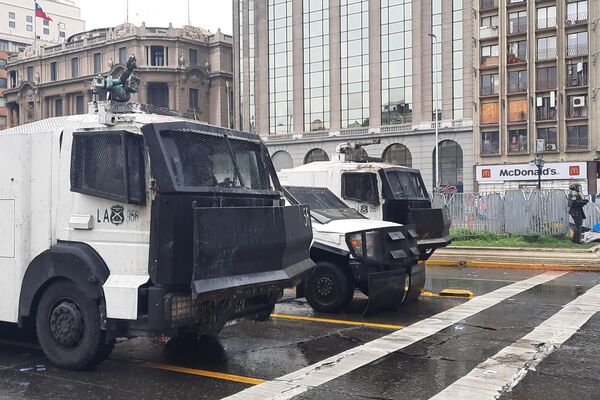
left=433, top=190, right=600, bottom=236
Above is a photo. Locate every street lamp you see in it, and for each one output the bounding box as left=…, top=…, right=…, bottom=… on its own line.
left=534, top=154, right=545, bottom=190
left=428, top=33, right=440, bottom=191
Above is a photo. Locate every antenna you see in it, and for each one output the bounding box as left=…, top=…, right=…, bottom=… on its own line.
left=187, top=0, right=191, bottom=25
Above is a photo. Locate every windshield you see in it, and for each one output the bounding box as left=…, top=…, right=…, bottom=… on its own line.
left=284, top=186, right=365, bottom=223
left=383, top=169, right=429, bottom=200
left=159, top=130, right=276, bottom=192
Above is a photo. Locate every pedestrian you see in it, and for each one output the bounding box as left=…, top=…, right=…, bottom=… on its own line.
left=568, top=183, right=588, bottom=243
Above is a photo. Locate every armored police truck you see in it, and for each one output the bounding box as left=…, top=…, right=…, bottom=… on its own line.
left=279, top=141, right=451, bottom=261
left=284, top=186, right=422, bottom=315
left=0, top=103, right=313, bottom=370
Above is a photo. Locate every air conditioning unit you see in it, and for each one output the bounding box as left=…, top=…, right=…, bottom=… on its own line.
left=572, top=96, right=586, bottom=108
left=546, top=144, right=557, bottom=151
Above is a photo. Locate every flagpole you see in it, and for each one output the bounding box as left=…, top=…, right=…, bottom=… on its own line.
left=33, top=2, right=36, bottom=43
left=187, top=0, right=191, bottom=26
left=126, top=0, right=129, bottom=23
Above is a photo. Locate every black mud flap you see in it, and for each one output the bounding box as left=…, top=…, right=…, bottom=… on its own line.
left=405, top=262, right=425, bottom=303
left=191, top=205, right=314, bottom=297
left=363, top=269, right=407, bottom=317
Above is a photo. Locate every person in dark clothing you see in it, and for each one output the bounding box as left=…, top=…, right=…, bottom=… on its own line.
left=568, top=183, right=588, bottom=243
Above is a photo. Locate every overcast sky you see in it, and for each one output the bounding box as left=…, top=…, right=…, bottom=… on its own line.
left=78, top=0, right=233, bottom=35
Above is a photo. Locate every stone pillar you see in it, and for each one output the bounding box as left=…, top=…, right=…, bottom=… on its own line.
left=167, top=83, right=175, bottom=109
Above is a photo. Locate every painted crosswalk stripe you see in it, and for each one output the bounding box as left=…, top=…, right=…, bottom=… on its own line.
left=428, top=281, right=600, bottom=399
left=222, top=271, right=566, bottom=400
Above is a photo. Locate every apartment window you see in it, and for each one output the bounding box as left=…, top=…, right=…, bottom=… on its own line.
left=481, top=44, right=499, bottom=67
left=55, top=98, right=63, bottom=117
left=150, top=46, right=166, bottom=66
left=189, top=49, right=198, bottom=66
left=481, top=73, right=499, bottom=95
left=118, top=47, right=127, bottom=65
left=26, top=16, right=32, bottom=23
left=481, top=15, right=498, bottom=29
left=268, top=0, right=293, bottom=134
left=537, top=36, right=556, bottom=60
left=480, top=0, right=498, bottom=10
left=26, top=25, right=32, bottom=32
left=567, top=32, right=588, bottom=56
left=508, top=70, right=527, bottom=93
left=8, top=12, right=15, bottom=19
left=452, top=0, right=464, bottom=120
left=0, top=97, right=5, bottom=107
left=536, top=66, right=557, bottom=90
left=508, top=41, right=527, bottom=64
left=566, top=61, right=588, bottom=87
left=43, top=28, right=49, bottom=35
left=59, top=31, right=65, bottom=38
left=303, top=0, right=330, bottom=131
left=536, top=96, right=557, bottom=121
left=432, top=0, right=442, bottom=120
left=9, top=21, right=15, bottom=29
left=481, top=131, right=500, bottom=155
left=508, top=11, right=527, bottom=34
left=189, top=88, right=199, bottom=110
left=567, top=1, right=588, bottom=24
left=508, top=129, right=528, bottom=153
left=537, top=128, right=557, bottom=150
left=71, top=57, right=79, bottom=78
left=508, top=99, right=528, bottom=123
left=49, top=62, right=57, bottom=81
left=567, top=125, right=588, bottom=150
left=0, top=59, right=6, bottom=69
left=75, top=95, right=85, bottom=114
left=26, top=66, right=33, bottom=82
left=0, top=78, right=7, bottom=88
left=43, top=19, right=49, bottom=26
left=93, top=52, right=102, bottom=74
left=341, top=0, right=369, bottom=128
left=567, top=95, right=588, bottom=118
left=481, top=102, right=499, bottom=125
left=537, top=6, right=556, bottom=29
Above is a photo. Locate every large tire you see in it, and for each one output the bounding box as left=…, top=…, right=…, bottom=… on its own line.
left=304, top=261, right=354, bottom=313
left=35, top=280, right=112, bottom=370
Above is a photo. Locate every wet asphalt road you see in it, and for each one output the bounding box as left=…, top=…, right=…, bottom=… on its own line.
left=0, top=266, right=599, bottom=400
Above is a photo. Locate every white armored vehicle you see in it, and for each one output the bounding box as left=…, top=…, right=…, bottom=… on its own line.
left=284, top=186, right=422, bottom=315
left=0, top=61, right=313, bottom=370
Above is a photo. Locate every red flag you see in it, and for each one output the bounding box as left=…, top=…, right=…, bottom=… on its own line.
left=35, top=2, right=52, bottom=21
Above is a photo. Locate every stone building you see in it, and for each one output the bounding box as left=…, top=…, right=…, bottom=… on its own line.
left=4, top=23, right=234, bottom=128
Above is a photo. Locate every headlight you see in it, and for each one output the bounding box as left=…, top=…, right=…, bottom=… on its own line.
left=365, top=231, right=380, bottom=258
left=349, top=233, right=363, bottom=257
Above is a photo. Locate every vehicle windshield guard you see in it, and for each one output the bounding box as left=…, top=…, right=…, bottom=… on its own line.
left=381, top=168, right=430, bottom=201
left=142, top=122, right=281, bottom=195
left=284, top=186, right=365, bottom=224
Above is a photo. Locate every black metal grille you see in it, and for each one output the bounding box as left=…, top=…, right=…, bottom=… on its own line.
left=71, top=131, right=146, bottom=205
left=160, top=129, right=274, bottom=191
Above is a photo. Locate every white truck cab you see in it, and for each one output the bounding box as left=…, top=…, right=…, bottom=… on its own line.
left=0, top=103, right=313, bottom=370
left=283, top=186, right=423, bottom=315
left=279, top=143, right=452, bottom=260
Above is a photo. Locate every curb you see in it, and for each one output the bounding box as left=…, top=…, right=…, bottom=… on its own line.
left=426, top=259, right=600, bottom=271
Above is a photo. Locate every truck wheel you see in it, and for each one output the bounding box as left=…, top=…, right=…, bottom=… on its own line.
left=305, top=262, right=354, bottom=313
left=35, top=281, right=112, bottom=370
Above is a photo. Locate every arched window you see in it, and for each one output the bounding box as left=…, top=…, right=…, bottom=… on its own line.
left=382, top=143, right=412, bottom=167
left=271, top=150, right=294, bottom=172
left=432, top=140, right=464, bottom=193
left=304, top=148, right=330, bottom=164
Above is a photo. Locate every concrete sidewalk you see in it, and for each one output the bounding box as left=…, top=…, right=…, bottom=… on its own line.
left=427, top=245, right=600, bottom=270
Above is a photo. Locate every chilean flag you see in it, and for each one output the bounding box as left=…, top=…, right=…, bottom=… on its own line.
left=35, top=2, right=52, bottom=21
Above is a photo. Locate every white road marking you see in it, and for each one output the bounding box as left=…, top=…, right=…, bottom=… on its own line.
left=222, top=271, right=566, bottom=400
left=429, top=281, right=600, bottom=400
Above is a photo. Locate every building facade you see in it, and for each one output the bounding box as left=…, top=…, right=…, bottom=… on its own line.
left=234, top=0, right=475, bottom=193
left=476, top=0, right=600, bottom=193
left=0, top=0, right=85, bottom=53
left=4, top=23, right=234, bottom=128
left=0, top=51, right=7, bottom=129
